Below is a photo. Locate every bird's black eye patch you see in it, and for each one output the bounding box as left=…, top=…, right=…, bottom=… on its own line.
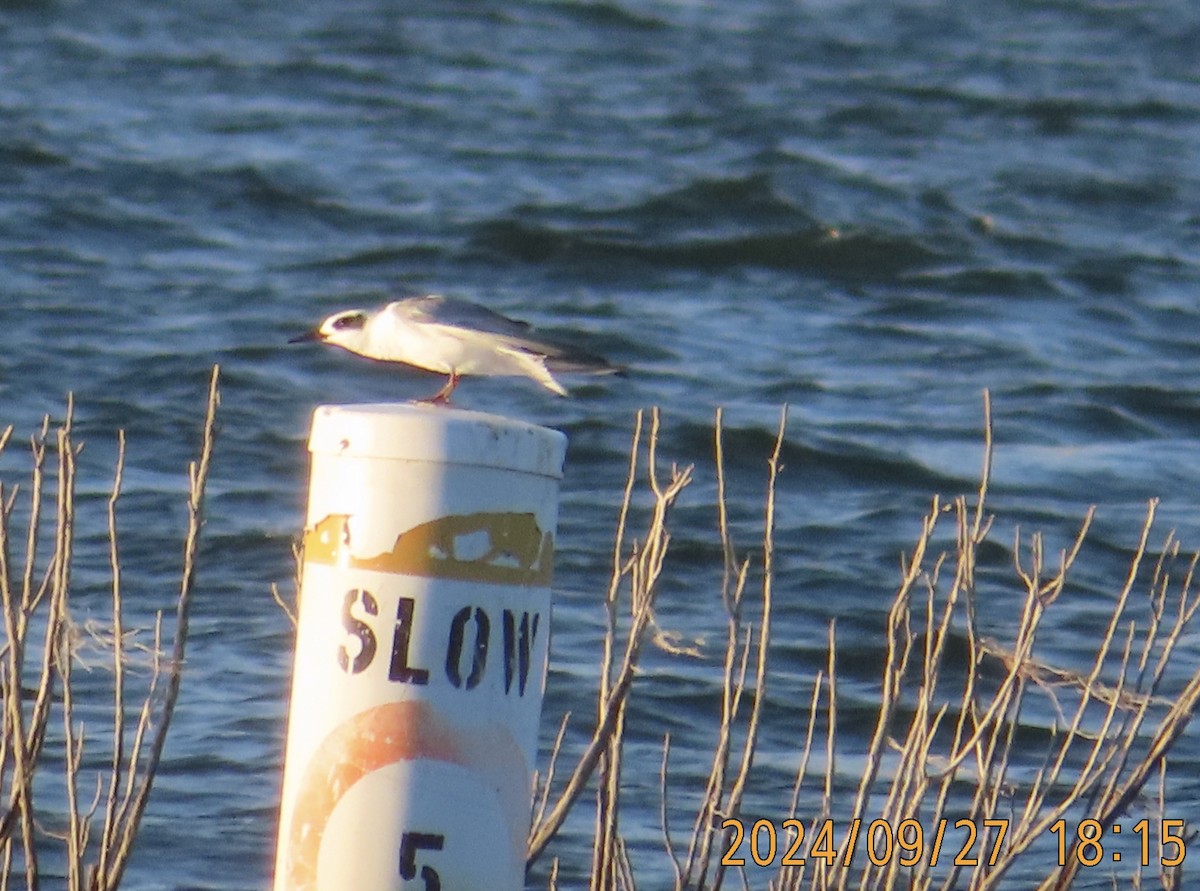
left=332, top=313, right=366, bottom=331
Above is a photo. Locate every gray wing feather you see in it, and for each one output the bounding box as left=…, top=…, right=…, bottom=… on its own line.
left=388, top=295, right=620, bottom=373
left=396, top=295, right=533, bottom=337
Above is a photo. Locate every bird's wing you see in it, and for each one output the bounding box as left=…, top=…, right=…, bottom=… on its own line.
left=389, top=295, right=533, bottom=338
left=386, top=295, right=619, bottom=374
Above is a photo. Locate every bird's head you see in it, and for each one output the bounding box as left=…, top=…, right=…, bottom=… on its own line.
left=289, top=309, right=370, bottom=349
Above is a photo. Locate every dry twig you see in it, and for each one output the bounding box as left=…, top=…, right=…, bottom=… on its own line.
left=538, top=395, right=1200, bottom=891
left=0, top=366, right=220, bottom=889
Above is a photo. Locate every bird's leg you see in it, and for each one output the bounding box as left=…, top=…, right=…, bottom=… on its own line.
left=424, top=370, right=460, bottom=405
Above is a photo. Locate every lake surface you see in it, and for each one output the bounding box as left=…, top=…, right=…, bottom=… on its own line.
left=2, top=1, right=1200, bottom=888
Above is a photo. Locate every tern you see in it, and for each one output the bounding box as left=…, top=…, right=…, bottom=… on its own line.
left=290, top=295, right=621, bottom=403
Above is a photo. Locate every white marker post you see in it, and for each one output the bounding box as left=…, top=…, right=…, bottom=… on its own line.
left=274, top=403, right=565, bottom=891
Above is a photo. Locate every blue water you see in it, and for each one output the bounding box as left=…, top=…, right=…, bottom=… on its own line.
left=3, top=1, right=1200, bottom=888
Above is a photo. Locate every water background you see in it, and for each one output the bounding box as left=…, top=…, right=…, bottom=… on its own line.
left=3, top=1, right=1200, bottom=888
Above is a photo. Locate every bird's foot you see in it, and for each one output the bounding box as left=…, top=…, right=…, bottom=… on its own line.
left=417, top=372, right=459, bottom=406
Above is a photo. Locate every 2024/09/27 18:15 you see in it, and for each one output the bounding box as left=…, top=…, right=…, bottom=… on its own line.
left=718, top=817, right=1188, bottom=870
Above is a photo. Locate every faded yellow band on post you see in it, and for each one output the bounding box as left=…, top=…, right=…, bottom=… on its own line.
left=304, top=512, right=554, bottom=587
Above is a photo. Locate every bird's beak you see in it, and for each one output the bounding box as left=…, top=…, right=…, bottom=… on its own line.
left=289, top=329, right=323, bottom=344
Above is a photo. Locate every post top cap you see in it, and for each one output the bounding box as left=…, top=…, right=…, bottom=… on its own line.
left=308, top=403, right=567, bottom=479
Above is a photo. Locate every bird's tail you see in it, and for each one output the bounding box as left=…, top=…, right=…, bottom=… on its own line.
left=544, top=350, right=624, bottom=377
left=531, top=365, right=570, bottom=397
left=543, top=351, right=624, bottom=395
left=504, top=341, right=623, bottom=396
left=530, top=354, right=623, bottom=396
